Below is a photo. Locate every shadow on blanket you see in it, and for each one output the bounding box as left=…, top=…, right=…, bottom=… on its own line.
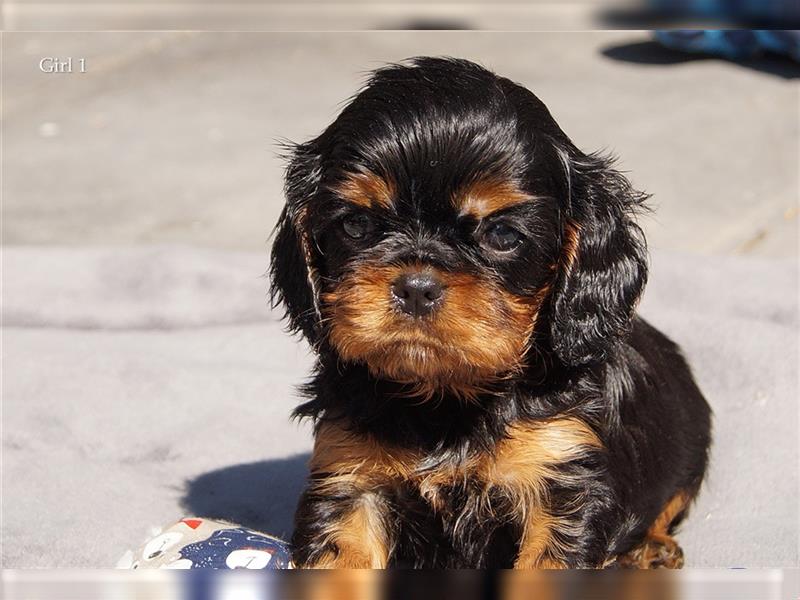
left=181, top=453, right=310, bottom=540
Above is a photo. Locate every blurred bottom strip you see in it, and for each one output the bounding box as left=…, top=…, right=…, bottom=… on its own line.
left=2, top=568, right=794, bottom=600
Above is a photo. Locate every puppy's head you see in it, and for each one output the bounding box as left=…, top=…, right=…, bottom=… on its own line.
left=271, top=57, right=647, bottom=397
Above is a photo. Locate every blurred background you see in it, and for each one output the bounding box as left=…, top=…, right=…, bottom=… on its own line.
left=1, top=4, right=798, bottom=574
left=5, top=31, right=797, bottom=254
left=3, top=0, right=800, bottom=31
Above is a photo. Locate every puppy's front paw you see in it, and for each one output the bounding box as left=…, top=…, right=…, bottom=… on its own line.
left=615, top=534, right=684, bottom=569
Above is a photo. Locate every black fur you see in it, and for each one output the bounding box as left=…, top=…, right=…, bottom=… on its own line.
left=270, top=57, right=712, bottom=568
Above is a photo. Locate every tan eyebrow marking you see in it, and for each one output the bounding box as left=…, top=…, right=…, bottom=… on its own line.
left=332, top=171, right=395, bottom=209
left=455, top=178, right=536, bottom=219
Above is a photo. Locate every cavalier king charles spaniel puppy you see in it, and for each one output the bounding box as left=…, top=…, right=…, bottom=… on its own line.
left=270, top=57, right=711, bottom=569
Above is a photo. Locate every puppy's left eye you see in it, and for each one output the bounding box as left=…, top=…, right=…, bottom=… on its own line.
left=482, top=223, right=523, bottom=252
left=342, top=213, right=373, bottom=239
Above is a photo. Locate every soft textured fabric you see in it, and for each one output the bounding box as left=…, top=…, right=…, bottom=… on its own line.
left=3, top=245, right=797, bottom=568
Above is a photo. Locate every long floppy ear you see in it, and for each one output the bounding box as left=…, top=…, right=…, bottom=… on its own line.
left=550, top=150, right=649, bottom=366
left=269, top=141, right=323, bottom=343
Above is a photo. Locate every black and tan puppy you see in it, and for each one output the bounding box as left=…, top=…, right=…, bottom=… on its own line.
left=270, top=57, right=711, bottom=569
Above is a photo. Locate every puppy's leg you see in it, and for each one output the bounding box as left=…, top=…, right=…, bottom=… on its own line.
left=615, top=535, right=684, bottom=569
left=490, top=418, right=609, bottom=569
left=292, top=477, right=394, bottom=569
left=616, top=491, right=689, bottom=569
left=513, top=495, right=613, bottom=570
left=514, top=506, right=567, bottom=569
left=293, top=422, right=405, bottom=568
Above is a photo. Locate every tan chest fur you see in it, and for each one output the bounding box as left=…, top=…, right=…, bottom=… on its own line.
left=310, top=417, right=601, bottom=514
left=306, top=417, right=602, bottom=568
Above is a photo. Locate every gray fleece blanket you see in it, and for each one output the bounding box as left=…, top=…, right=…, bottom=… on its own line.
left=2, top=245, right=797, bottom=568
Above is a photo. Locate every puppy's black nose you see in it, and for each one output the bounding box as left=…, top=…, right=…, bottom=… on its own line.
left=391, top=271, right=444, bottom=317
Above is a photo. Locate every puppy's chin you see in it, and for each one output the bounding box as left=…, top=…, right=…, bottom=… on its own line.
left=322, top=264, right=545, bottom=399
left=346, top=339, right=510, bottom=400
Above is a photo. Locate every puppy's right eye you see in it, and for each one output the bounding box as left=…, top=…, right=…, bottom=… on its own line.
left=482, top=222, right=524, bottom=253
left=342, top=213, right=373, bottom=239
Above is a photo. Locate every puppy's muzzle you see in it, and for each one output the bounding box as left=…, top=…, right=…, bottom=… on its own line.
left=391, top=270, right=444, bottom=318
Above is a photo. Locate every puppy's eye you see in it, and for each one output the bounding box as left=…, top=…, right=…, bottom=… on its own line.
left=482, top=223, right=523, bottom=252
left=342, top=213, right=373, bottom=239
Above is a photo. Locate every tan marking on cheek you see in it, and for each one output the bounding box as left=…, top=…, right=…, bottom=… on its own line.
left=333, top=171, right=395, bottom=209
left=455, top=178, right=535, bottom=219
left=435, top=271, right=538, bottom=369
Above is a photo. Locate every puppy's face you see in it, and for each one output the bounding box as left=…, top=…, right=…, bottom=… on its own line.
left=272, top=58, right=647, bottom=396
left=314, top=170, right=561, bottom=394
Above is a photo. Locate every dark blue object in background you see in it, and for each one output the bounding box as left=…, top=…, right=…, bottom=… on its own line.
left=656, top=30, right=800, bottom=61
